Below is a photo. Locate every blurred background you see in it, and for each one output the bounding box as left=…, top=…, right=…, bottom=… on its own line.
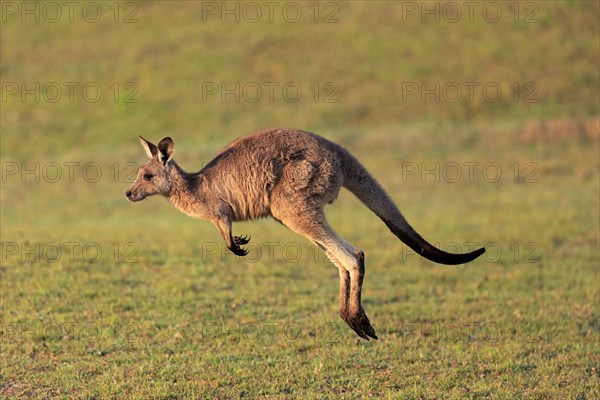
left=2, top=1, right=597, bottom=237
left=1, top=1, right=598, bottom=398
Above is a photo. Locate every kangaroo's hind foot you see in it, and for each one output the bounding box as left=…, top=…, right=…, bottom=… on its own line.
left=344, top=307, right=378, bottom=340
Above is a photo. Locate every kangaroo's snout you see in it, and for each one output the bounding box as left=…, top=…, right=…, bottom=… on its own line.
left=126, top=189, right=145, bottom=202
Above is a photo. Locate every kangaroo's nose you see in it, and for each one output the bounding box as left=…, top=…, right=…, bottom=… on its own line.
left=125, top=190, right=132, bottom=198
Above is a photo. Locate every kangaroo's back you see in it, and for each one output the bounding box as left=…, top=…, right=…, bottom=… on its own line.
left=200, top=128, right=344, bottom=221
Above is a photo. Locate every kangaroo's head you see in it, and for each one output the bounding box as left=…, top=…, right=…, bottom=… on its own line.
left=126, top=136, right=175, bottom=202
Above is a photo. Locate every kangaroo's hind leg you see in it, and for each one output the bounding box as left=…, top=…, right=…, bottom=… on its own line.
left=273, top=209, right=378, bottom=340
left=329, top=242, right=376, bottom=340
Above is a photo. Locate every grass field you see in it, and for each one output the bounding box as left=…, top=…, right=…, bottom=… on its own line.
left=1, top=1, right=599, bottom=398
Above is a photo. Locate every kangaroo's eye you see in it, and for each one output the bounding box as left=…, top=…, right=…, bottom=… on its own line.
left=143, top=174, right=154, bottom=181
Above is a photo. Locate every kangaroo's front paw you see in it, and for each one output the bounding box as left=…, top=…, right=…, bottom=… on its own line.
left=229, top=244, right=248, bottom=256
left=233, top=235, right=251, bottom=246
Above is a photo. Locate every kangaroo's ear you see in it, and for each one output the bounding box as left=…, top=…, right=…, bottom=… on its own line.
left=157, top=137, right=175, bottom=165
left=139, top=136, right=158, bottom=158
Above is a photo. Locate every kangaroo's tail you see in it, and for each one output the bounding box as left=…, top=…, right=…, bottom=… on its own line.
left=338, top=148, right=485, bottom=265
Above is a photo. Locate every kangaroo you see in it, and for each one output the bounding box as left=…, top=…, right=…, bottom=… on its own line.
left=126, top=128, right=485, bottom=340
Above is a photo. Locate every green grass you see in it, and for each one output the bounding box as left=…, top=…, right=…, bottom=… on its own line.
left=1, top=1, right=599, bottom=398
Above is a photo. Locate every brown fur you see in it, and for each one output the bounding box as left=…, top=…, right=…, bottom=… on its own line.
left=126, top=128, right=485, bottom=340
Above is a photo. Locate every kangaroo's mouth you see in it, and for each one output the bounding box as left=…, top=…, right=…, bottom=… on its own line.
left=125, top=190, right=147, bottom=202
